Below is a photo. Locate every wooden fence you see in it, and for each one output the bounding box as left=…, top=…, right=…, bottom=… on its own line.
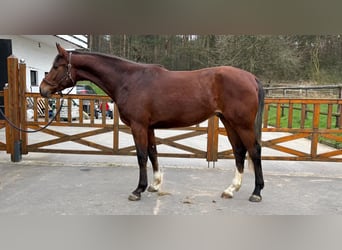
left=264, top=85, right=342, bottom=99
left=261, top=98, right=341, bottom=161
left=1, top=56, right=341, bottom=162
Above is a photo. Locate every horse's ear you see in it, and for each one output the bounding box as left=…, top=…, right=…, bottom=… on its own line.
left=56, top=43, right=68, bottom=58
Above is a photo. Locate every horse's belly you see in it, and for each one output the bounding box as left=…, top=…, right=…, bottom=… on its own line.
left=151, top=111, right=212, bottom=129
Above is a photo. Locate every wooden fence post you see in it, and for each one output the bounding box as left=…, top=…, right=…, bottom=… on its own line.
left=336, top=86, right=342, bottom=127
left=7, top=55, right=22, bottom=162
left=19, top=61, right=28, bottom=154
left=206, top=116, right=219, bottom=166
left=310, top=103, right=320, bottom=158
left=113, top=104, right=119, bottom=152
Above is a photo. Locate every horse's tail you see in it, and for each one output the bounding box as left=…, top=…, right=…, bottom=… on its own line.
left=255, top=78, right=265, bottom=144
left=247, top=78, right=264, bottom=172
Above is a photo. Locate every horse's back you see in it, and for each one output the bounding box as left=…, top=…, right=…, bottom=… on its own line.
left=151, top=65, right=259, bottom=112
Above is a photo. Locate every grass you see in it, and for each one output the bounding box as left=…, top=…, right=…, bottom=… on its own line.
left=77, top=81, right=107, bottom=95
left=267, top=103, right=342, bottom=149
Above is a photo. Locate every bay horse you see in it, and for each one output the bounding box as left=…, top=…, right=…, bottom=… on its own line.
left=40, top=44, right=265, bottom=202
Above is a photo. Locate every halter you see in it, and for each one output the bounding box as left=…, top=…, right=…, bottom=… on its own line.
left=42, top=51, right=75, bottom=88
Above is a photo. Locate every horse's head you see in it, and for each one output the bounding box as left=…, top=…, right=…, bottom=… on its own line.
left=39, top=43, right=76, bottom=98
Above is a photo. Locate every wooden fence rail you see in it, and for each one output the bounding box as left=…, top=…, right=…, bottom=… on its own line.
left=264, top=85, right=342, bottom=99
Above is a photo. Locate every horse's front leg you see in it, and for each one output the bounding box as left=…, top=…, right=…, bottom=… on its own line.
left=147, top=128, right=162, bottom=193
left=128, top=124, right=149, bottom=201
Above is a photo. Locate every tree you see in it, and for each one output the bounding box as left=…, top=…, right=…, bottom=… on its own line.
left=89, top=34, right=342, bottom=84
left=214, top=35, right=302, bottom=82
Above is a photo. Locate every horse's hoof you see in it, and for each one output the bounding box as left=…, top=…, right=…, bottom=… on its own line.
left=128, top=193, right=141, bottom=201
left=147, top=185, right=159, bottom=192
left=221, top=191, right=233, bottom=199
left=249, top=194, right=262, bottom=202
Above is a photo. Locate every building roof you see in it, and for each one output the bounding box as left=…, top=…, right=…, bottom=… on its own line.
left=21, top=35, right=88, bottom=49
left=55, top=35, right=88, bottom=49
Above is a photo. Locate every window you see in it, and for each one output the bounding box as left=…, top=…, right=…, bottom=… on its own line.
left=30, top=70, right=38, bottom=86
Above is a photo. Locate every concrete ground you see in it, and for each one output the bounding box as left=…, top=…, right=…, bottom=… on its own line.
left=0, top=151, right=341, bottom=215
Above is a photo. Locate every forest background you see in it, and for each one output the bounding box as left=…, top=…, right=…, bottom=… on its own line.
left=88, top=35, right=342, bottom=86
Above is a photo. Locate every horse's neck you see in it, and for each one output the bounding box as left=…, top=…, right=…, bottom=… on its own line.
left=74, top=53, right=129, bottom=100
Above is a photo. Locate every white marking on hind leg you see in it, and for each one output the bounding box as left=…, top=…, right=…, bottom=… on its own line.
left=148, top=170, right=163, bottom=192
left=247, top=153, right=255, bottom=173
left=221, top=169, right=243, bottom=199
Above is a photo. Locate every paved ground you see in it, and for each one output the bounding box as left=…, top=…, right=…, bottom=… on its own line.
left=0, top=151, right=341, bottom=215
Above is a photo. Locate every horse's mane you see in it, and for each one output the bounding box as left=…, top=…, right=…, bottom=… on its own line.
left=72, top=50, right=165, bottom=69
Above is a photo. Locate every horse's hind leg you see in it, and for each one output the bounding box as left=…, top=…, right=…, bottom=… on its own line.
left=235, top=127, right=264, bottom=202
left=247, top=140, right=263, bottom=202
left=220, top=120, right=247, bottom=199
left=147, top=128, right=162, bottom=192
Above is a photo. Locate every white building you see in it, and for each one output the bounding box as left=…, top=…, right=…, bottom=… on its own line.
left=0, top=35, right=87, bottom=93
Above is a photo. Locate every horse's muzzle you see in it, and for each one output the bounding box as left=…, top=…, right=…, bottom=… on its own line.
left=39, top=86, right=51, bottom=98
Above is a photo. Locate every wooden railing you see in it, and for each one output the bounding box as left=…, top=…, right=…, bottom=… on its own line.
left=261, top=98, right=341, bottom=161
left=264, top=85, right=342, bottom=99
